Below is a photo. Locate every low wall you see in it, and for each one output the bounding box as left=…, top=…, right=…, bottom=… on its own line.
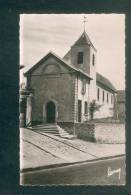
left=93, top=117, right=125, bottom=124
left=58, top=122, right=95, bottom=142
left=77, top=123, right=95, bottom=142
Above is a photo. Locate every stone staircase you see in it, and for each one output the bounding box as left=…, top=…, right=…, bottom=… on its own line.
left=27, top=123, right=75, bottom=139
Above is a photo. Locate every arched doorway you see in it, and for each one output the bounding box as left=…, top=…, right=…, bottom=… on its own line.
left=46, top=101, right=56, bottom=123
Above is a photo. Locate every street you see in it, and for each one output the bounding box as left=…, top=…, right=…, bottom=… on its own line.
left=21, top=155, right=125, bottom=185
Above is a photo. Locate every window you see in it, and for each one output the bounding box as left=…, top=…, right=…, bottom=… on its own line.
left=92, top=54, right=95, bottom=66
left=84, top=101, right=88, bottom=114
left=78, top=100, right=82, bottom=122
left=111, top=95, right=113, bottom=104
left=97, top=88, right=100, bottom=101
left=77, top=52, right=83, bottom=64
left=103, top=90, right=105, bottom=102
left=107, top=93, right=108, bottom=103
left=81, top=79, right=86, bottom=94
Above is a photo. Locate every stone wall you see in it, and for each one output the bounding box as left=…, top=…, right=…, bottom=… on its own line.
left=77, top=122, right=95, bottom=142
left=58, top=122, right=95, bottom=142
left=27, top=56, right=76, bottom=124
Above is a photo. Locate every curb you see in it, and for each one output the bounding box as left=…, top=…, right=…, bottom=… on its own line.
left=21, top=154, right=125, bottom=173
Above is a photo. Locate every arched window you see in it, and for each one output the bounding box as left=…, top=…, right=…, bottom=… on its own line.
left=81, top=79, right=86, bottom=94
left=84, top=101, right=88, bottom=114
left=97, top=88, right=100, bottom=101
left=77, top=52, right=83, bottom=64
left=92, top=54, right=95, bottom=66
left=111, top=95, right=113, bottom=104
left=103, top=90, right=105, bottom=102
left=107, top=93, right=109, bottom=103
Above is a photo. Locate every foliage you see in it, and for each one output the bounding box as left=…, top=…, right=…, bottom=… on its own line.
left=89, top=99, right=102, bottom=120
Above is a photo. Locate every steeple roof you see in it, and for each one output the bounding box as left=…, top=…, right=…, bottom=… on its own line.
left=72, top=31, right=97, bottom=51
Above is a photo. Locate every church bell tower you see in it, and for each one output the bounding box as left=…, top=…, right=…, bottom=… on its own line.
left=63, top=17, right=97, bottom=100
left=70, top=31, right=97, bottom=77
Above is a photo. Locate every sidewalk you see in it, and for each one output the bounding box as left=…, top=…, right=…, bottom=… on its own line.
left=20, top=128, right=125, bottom=172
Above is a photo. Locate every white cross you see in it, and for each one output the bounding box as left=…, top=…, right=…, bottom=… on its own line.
left=83, top=16, right=87, bottom=32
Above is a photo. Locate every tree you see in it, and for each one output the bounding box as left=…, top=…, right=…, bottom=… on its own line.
left=89, top=100, right=102, bottom=120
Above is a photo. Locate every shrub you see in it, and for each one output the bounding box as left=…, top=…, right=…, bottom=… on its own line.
left=89, top=100, right=102, bottom=120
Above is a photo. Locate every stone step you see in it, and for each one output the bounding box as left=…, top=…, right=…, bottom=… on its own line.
left=29, top=125, right=58, bottom=129
left=38, top=132, right=70, bottom=137
left=34, top=123, right=56, bottom=126
left=27, top=124, right=75, bottom=139
left=28, top=124, right=59, bottom=130
left=28, top=127, right=58, bottom=131
left=38, top=130, right=59, bottom=134
left=39, top=130, right=70, bottom=136
left=38, top=132, right=60, bottom=136
left=60, top=134, right=76, bottom=139
left=29, top=128, right=60, bottom=134
left=36, top=130, right=71, bottom=138
left=35, top=124, right=57, bottom=127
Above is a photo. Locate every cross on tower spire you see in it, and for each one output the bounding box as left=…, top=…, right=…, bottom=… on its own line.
left=83, top=16, right=87, bottom=32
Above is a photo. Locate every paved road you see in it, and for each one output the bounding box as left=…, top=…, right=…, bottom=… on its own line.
left=21, top=155, right=125, bottom=185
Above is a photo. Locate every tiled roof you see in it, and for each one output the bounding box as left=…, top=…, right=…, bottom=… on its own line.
left=96, top=72, right=116, bottom=92
left=117, top=90, right=125, bottom=102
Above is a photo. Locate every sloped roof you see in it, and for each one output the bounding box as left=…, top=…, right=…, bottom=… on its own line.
left=117, top=90, right=125, bottom=102
left=96, top=72, right=116, bottom=92
left=72, top=31, right=97, bottom=51
left=24, top=51, right=92, bottom=80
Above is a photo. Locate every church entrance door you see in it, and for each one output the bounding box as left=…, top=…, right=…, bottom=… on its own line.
left=46, top=101, right=56, bottom=123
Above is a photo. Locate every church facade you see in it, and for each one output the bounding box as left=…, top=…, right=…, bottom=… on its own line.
left=24, top=31, right=116, bottom=125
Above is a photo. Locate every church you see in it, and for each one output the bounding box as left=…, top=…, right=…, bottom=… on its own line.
left=23, top=30, right=116, bottom=127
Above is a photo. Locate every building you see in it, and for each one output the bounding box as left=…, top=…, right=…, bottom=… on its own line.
left=116, top=90, right=125, bottom=120
left=23, top=30, right=116, bottom=126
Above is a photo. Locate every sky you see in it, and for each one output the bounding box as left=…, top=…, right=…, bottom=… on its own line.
left=20, top=14, right=125, bottom=90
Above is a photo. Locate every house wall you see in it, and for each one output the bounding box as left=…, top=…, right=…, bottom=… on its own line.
left=95, top=85, right=114, bottom=118
left=27, top=56, right=76, bottom=123
left=69, top=44, right=97, bottom=102
left=76, top=76, right=90, bottom=122
left=89, top=47, right=97, bottom=101
left=73, top=76, right=115, bottom=120
left=68, top=41, right=97, bottom=122
left=117, top=102, right=125, bottom=119
left=116, top=91, right=125, bottom=120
